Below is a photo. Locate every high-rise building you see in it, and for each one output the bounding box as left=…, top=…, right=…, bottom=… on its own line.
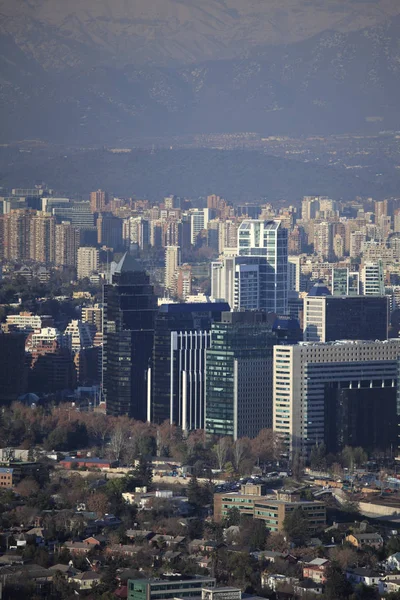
left=176, top=264, right=192, bottom=300
left=190, top=209, right=210, bottom=245
left=3, top=209, right=35, bottom=261
left=350, top=231, right=366, bottom=258
left=77, top=247, right=99, bottom=280
left=97, top=213, right=123, bottom=250
left=0, top=332, right=26, bottom=404
left=313, top=221, right=333, bottom=260
left=205, top=312, right=277, bottom=439
left=212, top=220, right=288, bottom=314
left=53, top=202, right=94, bottom=229
left=164, top=246, right=181, bottom=296
left=30, top=212, right=56, bottom=264
left=303, top=295, right=389, bottom=342
left=55, top=222, right=80, bottom=268
left=361, top=261, right=385, bottom=296
left=90, top=189, right=109, bottom=213
left=82, top=304, right=103, bottom=333
left=273, top=340, right=400, bottom=454
left=301, top=196, right=320, bottom=221
left=149, top=302, right=229, bottom=430
left=103, top=253, right=157, bottom=418
left=332, top=268, right=360, bottom=296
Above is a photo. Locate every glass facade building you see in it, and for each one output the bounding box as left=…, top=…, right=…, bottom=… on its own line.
left=103, top=253, right=157, bottom=419
left=205, top=312, right=276, bottom=439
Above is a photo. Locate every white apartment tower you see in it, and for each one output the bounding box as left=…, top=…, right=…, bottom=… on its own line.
left=165, top=245, right=181, bottom=295
left=77, top=247, right=99, bottom=280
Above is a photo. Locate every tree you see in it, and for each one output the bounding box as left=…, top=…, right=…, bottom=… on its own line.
left=232, top=438, right=251, bottom=473
left=329, top=546, right=358, bottom=570
left=324, top=562, right=353, bottom=600
left=107, top=426, right=128, bottom=462
left=15, top=477, right=40, bottom=498
left=283, top=507, right=309, bottom=545
left=239, top=518, right=268, bottom=550
left=222, top=507, right=241, bottom=528
left=213, top=437, right=231, bottom=471
left=310, top=443, right=327, bottom=471
left=87, top=491, right=110, bottom=518
left=251, top=429, right=281, bottom=464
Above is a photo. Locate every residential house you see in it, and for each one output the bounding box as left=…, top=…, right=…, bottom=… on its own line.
left=387, top=553, right=400, bottom=571
left=294, top=579, right=323, bottom=595
left=262, top=574, right=296, bottom=591
left=346, top=568, right=382, bottom=586
left=303, top=558, right=330, bottom=583
left=64, top=541, right=91, bottom=555
left=345, top=532, right=384, bottom=550
left=70, top=571, right=101, bottom=590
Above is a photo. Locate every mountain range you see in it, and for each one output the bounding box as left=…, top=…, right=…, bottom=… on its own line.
left=1, top=0, right=400, bottom=143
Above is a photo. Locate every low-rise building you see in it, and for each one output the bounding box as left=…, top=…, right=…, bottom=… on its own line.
left=128, top=575, right=216, bottom=600
left=345, top=532, right=384, bottom=550
left=346, top=568, right=382, bottom=587
left=214, top=486, right=326, bottom=532
left=303, top=558, right=330, bottom=584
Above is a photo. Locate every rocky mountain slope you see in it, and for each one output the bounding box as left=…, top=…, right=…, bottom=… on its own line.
left=1, top=0, right=399, bottom=67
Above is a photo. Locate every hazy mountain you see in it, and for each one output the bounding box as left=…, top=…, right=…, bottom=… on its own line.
left=1, top=1, right=400, bottom=143
left=1, top=0, right=399, bottom=68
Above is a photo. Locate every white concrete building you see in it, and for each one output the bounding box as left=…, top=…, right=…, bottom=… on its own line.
left=77, top=247, right=99, bottom=280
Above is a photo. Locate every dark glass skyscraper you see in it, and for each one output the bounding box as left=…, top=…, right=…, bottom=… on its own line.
left=103, top=253, right=157, bottom=419
left=150, top=302, right=230, bottom=430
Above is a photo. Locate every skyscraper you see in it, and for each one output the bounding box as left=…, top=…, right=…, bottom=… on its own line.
left=164, top=246, right=181, bottom=296
left=103, top=253, right=157, bottom=418
left=150, top=302, right=229, bottom=430
left=303, top=295, right=389, bottom=342
left=273, top=340, right=400, bottom=454
left=55, top=222, right=80, bottom=268
left=205, top=312, right=277, bottom=439
left=90, top=189, right=109, bottom=213
left=361, top=261, right=385, bottom=295
left=211, top=220, right=288, bottom=314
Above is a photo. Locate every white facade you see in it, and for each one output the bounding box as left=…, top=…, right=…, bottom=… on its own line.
left=164, top=246, right=181, bottom=295
left=211, top=220, right=288, bottom=314
left=77, top=247, right=99, bottom=280
left=190, top=209, right=209, bottom=245
left=361, top=261, right=385, bottom=295
left=273, top=340, right=400, bottom=453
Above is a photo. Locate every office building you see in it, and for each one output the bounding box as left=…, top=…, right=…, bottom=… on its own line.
left=103, top=253, right=157, bottom=418
left=212, top=220, right=288, bottom=314
left=325, top=383, right=397, bottom=455
left=0, top=332, right=27, bottom=404
left=150, top=302, right=229, bottom=430
left=332, top=268, right=360, bottom=296
left=273, top=340, right=400, bottom=454
left=77, top=247, right=99, bottom=280
left=205, top=312, right=277, bottom=439
left=214, top=485, right=326, bottom=531
left=361, top=261, right=385, bottom=296
left=90, top=189, right=109, bottom=213
left=190, top=209, right=210, bottom=245
left=288, top=256, right=302, bottom=292
left=128, top=576, right=216, bottom=600
left=53, top=202, right=94, bottom=229
left=164, top=246, right=181, bottom=296
left=303, top=295, right=388, bottom=342
left=97, top=213, right=123, bottom=250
